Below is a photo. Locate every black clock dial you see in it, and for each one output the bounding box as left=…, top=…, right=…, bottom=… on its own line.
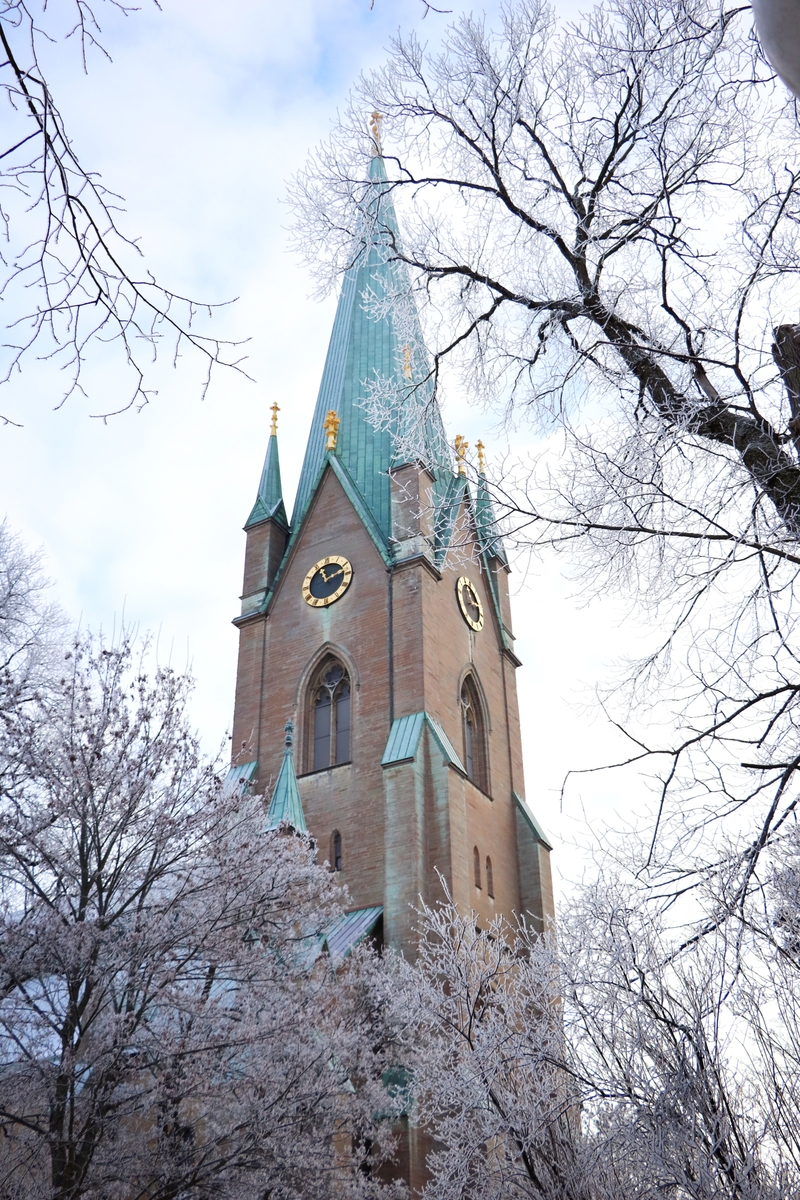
left=302, top=556, right=353, bottom=608
left=309, top=564, right=345, bottom=599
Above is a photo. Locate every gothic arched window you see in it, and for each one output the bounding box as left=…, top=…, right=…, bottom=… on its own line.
left=486, top=856, right=494, bottom=899
left=473, top=845, right=482, bottom=889
left=331, top=830, right=343, bottom=872
left=461, top=676, right=488, bottom=793
left=309, top=658, right=351, bottom=771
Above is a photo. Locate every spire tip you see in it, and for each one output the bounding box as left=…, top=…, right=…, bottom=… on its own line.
left=455, top=434, right=469, bottom=475
left=324, top=409, right=341, bottom=451
left=369, top=110, right=383, bottom=155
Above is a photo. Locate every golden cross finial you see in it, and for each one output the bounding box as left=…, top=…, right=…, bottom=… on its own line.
left=402, top=344, right=412, bottom=380
left=369, top=110, right=383, bottom=154
left=454, top=434, right=469, bottom=475
left=476, top=439, right=486, bottom=473
left=323, top=409, right=341, bottom=452
left=270, top=402, right=280, bottom=437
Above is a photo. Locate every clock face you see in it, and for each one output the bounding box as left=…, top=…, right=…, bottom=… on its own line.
left=457, top=576, right=484, bottom=631
left=302, top=556, right=353, bottom=608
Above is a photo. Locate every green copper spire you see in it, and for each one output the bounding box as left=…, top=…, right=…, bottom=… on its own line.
left=266, top=720, right=307, bottom=833
left=246, top=402, right=287, bottom=530
left=292, top=153, right=451, bottom=540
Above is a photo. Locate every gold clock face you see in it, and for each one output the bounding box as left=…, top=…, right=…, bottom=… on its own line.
left=302, top=556, right=353, bottom=608
left=457, top=576, right=484, bottom=631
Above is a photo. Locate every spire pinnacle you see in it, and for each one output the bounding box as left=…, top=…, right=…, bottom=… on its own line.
left=455, top=435, right=469, bottom=475
left=475, top=443, right=508, bottom=565
left=266, top=720, right=307, bottom=833
left=245, top=412, right=287, bottom=530
left=270, top=402, right=280, bottom=437
left=369, top=110, right=383, bottom=155
left=323, top=409, right=341, bottom=451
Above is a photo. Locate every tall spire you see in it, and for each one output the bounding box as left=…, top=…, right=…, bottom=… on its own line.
left=266, top=721, right=307, bottom=833
left=291, top=148, right=450, bottom=541
left=246, top=403, right=287, bottom=530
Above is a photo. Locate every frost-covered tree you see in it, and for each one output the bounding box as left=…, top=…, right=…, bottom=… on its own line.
left=0, top=634, right=404, bottom=1199
left=0, top=518, right=64, bottom=718
left=0, top=1, right=243, bottom=417
left=406, top=875, right=800, bottom=1200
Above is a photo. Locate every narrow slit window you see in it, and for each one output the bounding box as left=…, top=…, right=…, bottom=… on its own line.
left=473, top=845, right=482, bottom=889
left=332, top=830, right=342, bottom=872
left=486, top=856, right=494, bottom=899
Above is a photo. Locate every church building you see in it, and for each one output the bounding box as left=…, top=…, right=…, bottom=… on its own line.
left=229, top=146, right=553, bottom=963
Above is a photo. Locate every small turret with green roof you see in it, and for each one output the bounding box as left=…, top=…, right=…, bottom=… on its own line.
left=265, top=720, right=307, bottom=834
left=246, top=402, right=287, bottom=531
left=474, top=440, right=508, bottom=566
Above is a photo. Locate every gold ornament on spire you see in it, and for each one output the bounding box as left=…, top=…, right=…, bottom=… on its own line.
left=369, top=111, right=383, bottom=154
left=476, top=439, right=486, bottom=474
left=270, top=402, right=280, bottom=437
left=454, top=434, right=469, bottom=475
left=402, top=344, right=412, bottom=380
left=323, top=409, right=341, bottom=451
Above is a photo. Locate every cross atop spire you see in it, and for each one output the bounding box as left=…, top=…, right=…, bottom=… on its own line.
left=369, top=110, right=383, bottom=155
left=323, top=409, right=341, bottom=451
left=455, top=435, right=469, bottom=475
left=270, top=402, right=280, bottom=437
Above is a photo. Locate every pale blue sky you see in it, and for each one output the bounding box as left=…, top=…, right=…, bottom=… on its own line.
left=0, top=0, right=648, bottom=886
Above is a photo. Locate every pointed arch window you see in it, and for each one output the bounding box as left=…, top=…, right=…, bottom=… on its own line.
left=309, top=658, right=351, bottom=771
left=331, top=830, right=343, bottom=872
left=486, top=856, right=494, bottom=899
left=473, top=846, right=482, bottom=889
left=461, top=675, right=488, bottom=793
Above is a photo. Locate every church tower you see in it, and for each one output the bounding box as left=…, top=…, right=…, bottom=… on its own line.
left=230, top=149, right=553, bottom=962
